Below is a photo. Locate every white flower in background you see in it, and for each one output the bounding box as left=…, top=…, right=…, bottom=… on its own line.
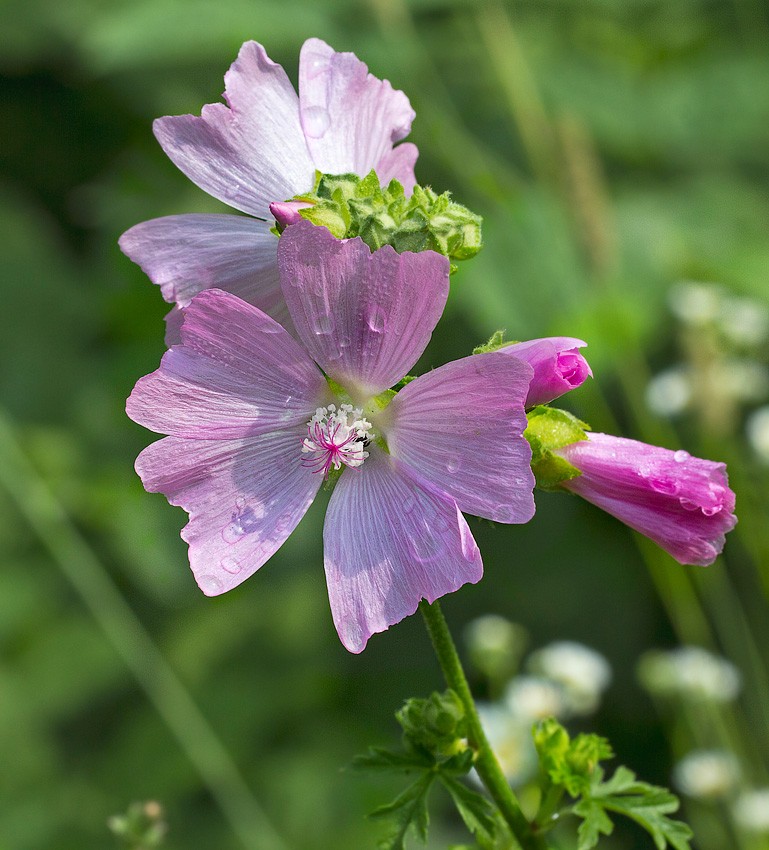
left=526, top=641, right=611, bottom=716
left=746, top=406, right=769, bottom=465
left=668, top=281, right=724, bottom=325
left=504, top=675, right=567, bottom=721
left=464, top=614, right=528, bottom=681
left=645, top=367, right=692, bottom=417
left=637, top=646, right=741, bottom=703
left=720, top=296, right=769, bottom=347
left=672, top=749, right=740, bottom=800
left=716, top=358, right=769, bottom=403
left=475, top=702, right=537, bottom=786
left=733, top=788, right=769, bottom=833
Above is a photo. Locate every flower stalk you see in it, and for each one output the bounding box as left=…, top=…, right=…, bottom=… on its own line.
left=419, top=599, right=549, bottom=850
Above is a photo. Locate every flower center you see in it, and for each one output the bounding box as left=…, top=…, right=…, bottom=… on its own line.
left=301, top=404, right=373, bottom=479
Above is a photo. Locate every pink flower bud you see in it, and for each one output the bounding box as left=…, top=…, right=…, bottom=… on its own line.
left=269, top=200, right=313, bottom=229
left=554, top=433, right=736, bottom=566
left=501, top=338, right=592, bottom=407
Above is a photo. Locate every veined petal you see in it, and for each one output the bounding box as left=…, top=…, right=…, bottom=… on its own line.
left=118, top=214, right=284, bottom=313
left=136, top=428, right=322, bottom=595
left=375, top=142, right=419, bottom=194
left=279, top=220, right=450, bottom=399
left=298, top=38, right=418, bottom=187
left=154, top=41, right=315, bottom=218
left=127, top=290, right=329, bottom=438
left=383, top=353, right=535, bottom=522
left=323, top=448, right=482, bottom=653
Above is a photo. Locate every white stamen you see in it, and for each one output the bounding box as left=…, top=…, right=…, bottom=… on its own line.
left=301, top=404, right=373, bottom=478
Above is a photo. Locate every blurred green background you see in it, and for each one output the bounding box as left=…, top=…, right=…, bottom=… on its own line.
left=2, top=0, right=769, bottom=847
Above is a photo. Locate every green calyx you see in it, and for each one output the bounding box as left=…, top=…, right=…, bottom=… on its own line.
left=397, top=690, right=469, bottom=759
left=524, top=406, right=590, bottom=491
left=472, top=329, right=520, bottom=355
left=534, top=717, right=614, bottom=797
left=279, top=169, right=483, bottom=265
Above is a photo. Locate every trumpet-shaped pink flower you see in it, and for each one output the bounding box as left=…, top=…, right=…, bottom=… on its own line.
left=500, top=338, right=592, bottom=407
left=119, top=38, right=418, bottom=340
left=127, top=222, right=535, bottom=652
left=554, top=433, right=736, bottom=566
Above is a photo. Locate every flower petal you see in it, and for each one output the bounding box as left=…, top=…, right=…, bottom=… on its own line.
left=556, top=433, right=737, bottom=566
left=154, top=41, right=315, bottom=217
left=118, top=214, right=287, bottom=317
left=127, top=290, right=329, bottom=438
left=298, top=38, right=418, bottom=188
left=279, top=220, right=450, bottom=399
left=135, top=427, right=322, bottom=595
left=499, top=338, right=592, bottom=407
left=375, top=142, right=419, bottom=194
left=383, top=353, right=535, bottom=522
left=323, top=447, right=483, bottom=653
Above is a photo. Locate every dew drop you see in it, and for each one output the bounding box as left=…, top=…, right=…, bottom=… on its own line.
left=446, top=456, right=461, bottom=473
left=198, top=574, right=222, bottom=594
left=650, top=477, right=679, bottom=496
left=221, top=504, right=264, bottom=543
left=261, top=320, right=282, bottom=334
left=302, top=105, right=331, bottom=138
left=431, top=511, right=451, bottom=532
left=365, top=305, right=387, bottom=334
left=339, top=334, right=351, bottom=348
left=702, top=505, right=722, bottom=517
left=401, top=490, right=418, bottom=514
left=408, top=533, right=444, bottom=563
left=223, top=183, right=241, bottom=201
left=311, top=312, right=334, bottom=335
left=674, top=450, right=690, bottom=463
left=220, top=556, right=243, bottom=575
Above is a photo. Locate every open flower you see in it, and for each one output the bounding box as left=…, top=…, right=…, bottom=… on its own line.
left=119, top=38, right=418, bottom=339
left=554, top=433, right=736, bottom=565
left=127, top=222, right=535, bottom=652
left=499, top=338, right=592, bottom=407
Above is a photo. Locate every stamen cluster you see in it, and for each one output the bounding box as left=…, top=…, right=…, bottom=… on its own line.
left=301, top=404, right=373, bottom=479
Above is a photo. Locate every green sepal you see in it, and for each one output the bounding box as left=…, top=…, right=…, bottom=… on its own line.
left=524, top=407, right=590, bottom=491
left=534, top=718, right=613, bottom=797
left=397, top=689, right=469, bottom=760
left=276, top=169, right=483, bottom=263
left=472, top=330, right=512, bottom=355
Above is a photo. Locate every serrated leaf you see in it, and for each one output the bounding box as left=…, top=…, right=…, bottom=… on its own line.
left=349, top=746, right=433, bottom=774
left=440, top=776, right=498, bottom=840
left=574, top=799, right=614, bottom=850
left=369, top=773, right=435, bottom=850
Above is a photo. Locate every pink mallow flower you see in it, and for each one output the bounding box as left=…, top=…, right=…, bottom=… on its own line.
left=127, top=221, right=535, bottom=653
left=500, top=338, right=592, bottom=407
left=554, top=433, right=736, bottom=566
left=119, top=38, right=418, bottom=340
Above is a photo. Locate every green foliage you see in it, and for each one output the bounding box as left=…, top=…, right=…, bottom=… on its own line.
left=288, top=170, right=483, bottom=263
left=533, top=720, right=692, bottom=850
left=107, top=801, right=167, bottom=849
left=524, top=407, right=590, bottom=490
left=353, top=690, right=498, bottom=849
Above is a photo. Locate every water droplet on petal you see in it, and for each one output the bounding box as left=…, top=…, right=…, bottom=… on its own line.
left=674, top=450, right=690, bottom=463
left=220, top=556, right=243, bottom=575
left=311, top=312, right=334, bottom=335
left=339, top=335, right=351, bottom=348
left=224, top=183, right=241, bottom=201
left=702, top=505, right=722, bottom=516
left=408, top=533, right=444, bottom=563
left=365, top=305, right=387, bottom=334
left=198, top=574, right=222, bottom=594
left=650, top=477, right=679, bottom=495
left=446, top=457, right=461, bottom=473
left=222, top=504, right=264, bottom=543
left=261, top=321, right=282, bottom=334
left=401, top=490, right=418, bottom=514
left=492, top=505, right=514, bottom=523
left=302, top=105, right=331, bottom=138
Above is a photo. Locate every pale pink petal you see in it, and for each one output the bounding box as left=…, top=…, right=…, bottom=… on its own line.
left=375, top=142, right=419, bottom=194
left=127, top=290, right=329, bottom=438
left=323, top=447, right=482, bottom=653
left=118, top=214, right=284, bottom=312
left=298, top=38, right=418, bottom=188
left=136, top=428, right=322, bottom=595
left=556, top=433, right=737, bottom=566
left=383, top=353, right=535, bottom=522
left=154, top=41, right=315, bottom=217
left=164, top=305, right=185, bottom=346
left=279, top=220, right=450, bottom=399
left=500, top=337, right=592, bottom=408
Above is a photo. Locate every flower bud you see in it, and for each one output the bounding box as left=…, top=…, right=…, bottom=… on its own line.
left=500, top=338, right=592, bottom=407
left=553, top=433, right=737, bottom=566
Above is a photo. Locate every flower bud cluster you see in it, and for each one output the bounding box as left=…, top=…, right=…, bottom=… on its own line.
left=275, top=169, right=483, bottom=264
left=397, top=689, right=468, bottom=758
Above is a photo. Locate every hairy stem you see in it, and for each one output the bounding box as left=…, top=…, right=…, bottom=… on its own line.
left=419, top=599, right=548, bottom=850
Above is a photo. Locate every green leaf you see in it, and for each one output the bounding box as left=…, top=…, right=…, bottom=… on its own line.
left=369, top=773, right=436, bottom=850
left=573, top=766, right=693, bottom=850
left=574, top=799, right=614, bottom=850
left=440, top=776, right=498, bottom=840
left=350, top=746, right=434, bottom=774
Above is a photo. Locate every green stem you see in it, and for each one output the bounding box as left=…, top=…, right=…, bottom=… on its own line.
left=419, top=600, right=548, bottom=850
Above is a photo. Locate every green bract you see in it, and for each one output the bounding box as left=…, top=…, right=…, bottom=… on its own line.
left=524, top=406, right=590, bottom=490
left=276, top=170, right=483, bottom=265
